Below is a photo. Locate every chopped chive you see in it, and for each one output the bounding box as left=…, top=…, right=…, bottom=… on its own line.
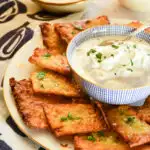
left=148, top=54, right=150, bottom=56
left=111, top=54, right=114, bottom=57
left=73, top=24, right=83, bottom=30
left=71, top=31, right=76, bottom=35
left=122, top=65, right=126, bottom=67
left=112, top=44, right=119, bottom=49
left=60, top=117, right=68, bottom=121
left=130, top=59, right=134, bottom=66
left=87, top=49, right=96, bottom=56
left=125, top=116, right=135, bottom=124
left=68, top=112, right=73, bottom=120
left=97, top=131, right=105, bottom=137
left=96, top=52, right=102, bottom=59
left=37, top=72, right=46, bottom=80
left=114, top=73, right=117, bottom=75
left=104, top=56, right=107, bottom=59
left=42, top=53, right=51, bottom=58
left=87, top=135, right=96, bottom=142
left=60, top=112, right=81, bottom=122
left=40, top=84, right=44, bottom=88
left=133, top=44, right=136, bottom=48
left=97, top=60, right=101, bottom=63
left=127, top=68, right=133, bottom=72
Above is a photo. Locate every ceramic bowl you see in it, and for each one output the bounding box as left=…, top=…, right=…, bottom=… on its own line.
left=32, top=0, right=87, bottom=13
left=67, top=25, right=150, bottom=106
left=119, top=0, right=150, bottom=12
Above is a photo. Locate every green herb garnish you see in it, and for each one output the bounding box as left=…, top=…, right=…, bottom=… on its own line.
left=37, top=72, right=46, bottom=80
left=112, top=44, right=119, bottom=49
left=147, top=54, right=150, bottom=56
left=42, top=53, right=51, bottom=58
left=68, top=112, right=73, bottom=120
left=40, top=84, right=44, bottom=88
left=87, top=135, right=96, bottom=142
left=122, top=65, right=126, bottom=67
left=96, top=52, right=102, bottom=59
left=127, top=68, right=133, bottom=72
left=97, top=60, right=101, bottom=63
left=125, top=116, right=135, bottom=124
left=130, top=59, right=134, bottom=66
left=133, top=44, right=136, bottom=48
left=60, top=112, right=81, bottom=122
left=71, top=31, right=76, bottom=35
left=73, top=24, right=83, bottom=30
left=111, top=54, right=114, bottom=57
left=87, top=49, right=96, bottom=56
left=97, top=131, right=104, bottom=137
left=114, top=73, right=117, bottom=75
left=60, top=117, right=68, bottom=121
left=104, top=56, right=107, bottom=59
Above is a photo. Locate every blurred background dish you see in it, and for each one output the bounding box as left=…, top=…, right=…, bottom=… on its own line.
left=32, top=0, right=87, bottom=13
left=119, top=0, right=150, bottom=12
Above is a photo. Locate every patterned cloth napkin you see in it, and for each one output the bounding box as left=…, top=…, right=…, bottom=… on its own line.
left=0, top=0, right=86, bottom=149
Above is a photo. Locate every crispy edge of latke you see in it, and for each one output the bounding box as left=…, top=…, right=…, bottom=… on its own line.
left=54, top=15, right=110, bottom=43
left=30, top=71, right=82, bottom=97
left=43, top=103, right=107, bottom=137
left=9, top=77, right=49, bottom=129
left=107, top=105, right=150, bottom=147
left=40, top=23, right=67, bottom=54
left=28, top=47, right=71, bottom=75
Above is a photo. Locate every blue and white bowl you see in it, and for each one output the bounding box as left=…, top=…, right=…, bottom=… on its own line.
left=67, top=25, right=150, bottom=106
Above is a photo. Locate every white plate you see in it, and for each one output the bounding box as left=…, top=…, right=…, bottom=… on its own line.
left=3, top=18, right=138, bottom=150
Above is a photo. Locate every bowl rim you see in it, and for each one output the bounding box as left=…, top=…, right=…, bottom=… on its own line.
left=32, top=0, right=87, bottom=6
left=66, top=25, right=150, bottom=91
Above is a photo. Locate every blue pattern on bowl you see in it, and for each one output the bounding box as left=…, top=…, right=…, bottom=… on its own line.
left=67, top=25, right=150, bottom=105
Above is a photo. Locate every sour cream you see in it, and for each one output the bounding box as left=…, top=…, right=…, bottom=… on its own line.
left=72, top=36, right=150, bottom=89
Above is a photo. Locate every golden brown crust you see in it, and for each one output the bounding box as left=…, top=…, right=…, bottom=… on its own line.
left=107, top=106, right=150, bottom=147
left=126, top=21, right=150, bottom=34
left=40, top=23, right=67, bottom=54
left=126, top=21, right=143, bottom=29
left=9, top=78, right=70, bottom=129
left=30, top=71, right=81, bottom=97
left=29, top=48, right=71, bottom=75
left=43, top=104, right=107, bottom=137
left=55, top=16, right=110, bottom=43
left=74, top=131, right=130, bottom=150
left=137, top=97, right=150, bottom=124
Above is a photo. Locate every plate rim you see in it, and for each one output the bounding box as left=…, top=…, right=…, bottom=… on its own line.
left=3, top=18, right=144, bottom=150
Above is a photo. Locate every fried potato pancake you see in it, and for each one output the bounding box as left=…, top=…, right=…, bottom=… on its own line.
left=43, top=104, right=107, bottom=137
left=40, top=23, right=67, bottom=54
left=137, top=97, right=150, bottom=124
left=29, top=48, right=70, bottom=75
left=55, top=16, right=110, bottom=43
left=9, top=78, right=70, bottom=129
left=107, top=106, right=150, bottom=147
left=126, top=21, right=143, bottom=29
left=126, top=21, right=150, bottom=33
left=30, top=71, right=81, bottom=97
left=74, top=131, right=130, bottom=150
